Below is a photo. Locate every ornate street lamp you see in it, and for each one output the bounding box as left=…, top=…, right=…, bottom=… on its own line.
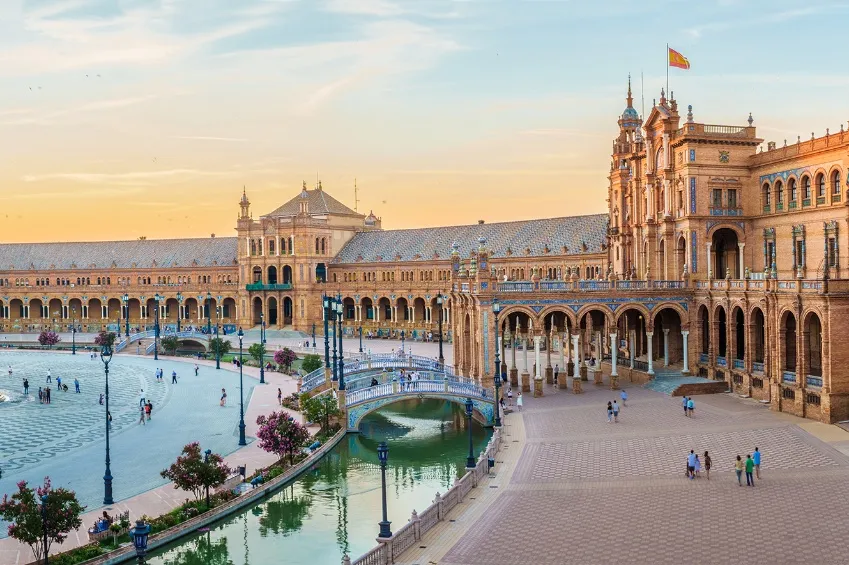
left=71, top=307, right=77, bottom=355
left=215, top=306, right=221, bottom=370
left=492, top=299, right=502, bottom=427
left=323, top=294, right=331, bottom=371
left=436, top=294, right=445, bottom=365
left=400, top=329, right=405, bottom=353
left=206, top=292, right=212, bottom=335
left=377, top=442, right=392, bottom=539
left=331, top=298, right=338, bottom=382
left=311, top=323, right=316, bottom=349
left=203, top=449, right=212, bottom=509
left=130, top=519, right=151, bottom=564
left=358, top=325, right=363, bottom=353
left=336, top=297, right=345, bottom=390
left=176, top=292, right=183, bottom=333
left=41, top=494, right=48, bottom=565
left=465, top=397, right=475, bottom=469
left=101, top=339, right=114, bottom=505
left=153, top=294, right=161, bottom=361
left=259, top=313, right=266, bottom=384
left=122, top=294, right=130, bottom=337
left=237, top=327, right=247, bottom=446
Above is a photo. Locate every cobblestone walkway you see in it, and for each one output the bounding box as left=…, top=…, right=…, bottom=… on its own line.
left=426, top=380, right=849, bottom=565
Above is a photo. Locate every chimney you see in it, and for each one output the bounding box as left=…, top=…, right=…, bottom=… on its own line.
left=767, top=141, right=776, bottom=151
left=478, top=220, right=485, bottom=225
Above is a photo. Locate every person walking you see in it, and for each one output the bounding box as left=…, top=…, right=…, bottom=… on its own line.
left=694, top=454, right=701, bottom=478
left=620, top=389, right=627, bottom=407
left=220, top=388, right=227, bottom=407
left=8, top=365, right=12, bottom=377
left=99, top=393, right=104, bottom=405
left=687, top=450, right=696, bottom=480
left=507, top=387, right=513, bottom=407
left=745, top=454, right=755, bottom=486
left=46, top=369, right=51, bottom=383
left=682, top=396, right=688, bottom=417
left=45, top=387, right=51, bottom=404
left=171, top=370, right=177, bottom=384
left=607, top=401, right=613, bottom=423
left=687, top=397, right=695, bottom=417
left=74, top=378, right=80, bottom=393
left=277, top=388, right=282, bottom=405
left=194, top=364, right=199, bottom=377
left=612, top=400, right=620, bottom=423
left=734, top=455, right=744, bottom=486
left=553, top=364, right=559, bottom=384
left=704, top=451, right=712, bottom=480
left=139, top=389, right=146, bottom=407
left=56, top=376, right=62, bottom=390
left=138, top=404, right=146, bottom=425
left=23, top=378, right=29, bottom=396
left=753, top=447, right=762, bottom=479
left=517, top=392, right=524, bottom=411
left=145, top=401, right=152, bottom=421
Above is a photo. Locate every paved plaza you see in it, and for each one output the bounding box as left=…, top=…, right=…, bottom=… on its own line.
left=400, top=380, right=849, bottom=565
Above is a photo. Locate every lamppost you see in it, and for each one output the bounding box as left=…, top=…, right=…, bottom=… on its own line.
left=358, top=326, right=363, bottom=353
left=311, top=323, right=316, bottom=348
left=237, top=327, right=247, bottom=446
left=206, top=292, right=212, bottom=335
left=336, top=296, right=345, bottom=390
left=465, top=397, right=475, bottom=469
left=377, top=442, right=392, bottom=538
left=130, top=519, right=151, bottom=564
left=400, top=329, right=405, bottom=353
left=153, top=294, right=161, bottom=361
left=259, top=313, right=266, bottom=384
left=215, top=306, right=221, bottom=370
left=71, top=307, right=77, bottom=355
left=436, top=294, right=445, bottom=365
left=322, top=294, right=331, bottom=370
left=101, top=340, right=114, bottom=505
left=176, top=292, right=182, bottom=333
left=331, top=299, right=338, bottom=382
left=122, top=294, right=130, bottom=337
left=492, top=298, right=502, bottom=427
left=41, top=494, right=48, bottom=565
left=203, top=449, right=212, bottom=509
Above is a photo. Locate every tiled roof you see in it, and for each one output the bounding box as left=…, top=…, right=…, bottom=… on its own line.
left=332, top=214, right=609, bottom=264
left=264, top=188, right=361, bottom=218
left=0, top=237, right=238, bottom=271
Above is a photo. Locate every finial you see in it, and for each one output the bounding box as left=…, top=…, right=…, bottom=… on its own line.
left=317, top=180, right=322, bottom=191
left=812, top=132, right=815, bottom=140
left=841, top=124, right=844, bottom=133
left=687, top=104, right=693, bottom=123
left=626, top=74, right=633, bottom=107
left=670, top=90, right=673, bottom=100
left=747, top=112, right=753, bottom=126
left=797, top=135, right=801, bottom=144
left=784, top=139, right=787, bottom=147
left=827, top=128, right=830, bottom=136
left=302, top=180, right=307, bottom=190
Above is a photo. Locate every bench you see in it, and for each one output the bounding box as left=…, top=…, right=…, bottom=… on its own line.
left=215, top=473, right=244, bottom=495
left=87, top=510, right=130, bottom=542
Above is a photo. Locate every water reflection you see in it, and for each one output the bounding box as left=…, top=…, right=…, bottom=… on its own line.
left=147, top=399, right=490, bottom=565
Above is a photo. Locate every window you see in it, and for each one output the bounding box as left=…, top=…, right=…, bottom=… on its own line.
left=727, top=189, right=737, bottom=209
left=828, top=237, right=837, bottom=267
left=763, top=183, right=771, bottom=207
left=712, top=189, right=722, bottom=208
left=789, top=178, right=797, bottom=201
left=802, top=176, right=811, bottom=200
left=816, top=173, right=825, bottom=197
left=776, top=180, right=783, bottom=204
left=689, top=149, right=696, bottom=162
left=832, top=170, right=842, bottom=196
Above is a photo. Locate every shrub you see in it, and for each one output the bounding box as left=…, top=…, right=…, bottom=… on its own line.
left=160, top=336, right=179, bottom=355
left=38, top=330, right=61, bottom=348
left=301, top=354, right=322, bottom=374
left=160, top=443, right=231, bottom=502
left=274, top=348, right=297, bottom=371
left=256, top=411, right=310, bottom=465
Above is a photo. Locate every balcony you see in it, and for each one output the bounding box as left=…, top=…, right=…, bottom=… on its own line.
left=709, top=207, right=743, bottom=217
left=806, top=375, right=823, bottom=388
left=782, top=371, right=796, bottom=384
left=245, top=283, right=293, bottom=291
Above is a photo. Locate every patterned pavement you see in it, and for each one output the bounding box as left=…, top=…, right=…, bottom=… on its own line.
left=436, top=380, right=849, bottom=565
left=0, top=351, right=256, bottom=537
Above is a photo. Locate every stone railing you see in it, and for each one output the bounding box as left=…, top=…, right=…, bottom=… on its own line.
left=301, top=353, right=456, bottom=394
left=348, top=427, right=503, bottom=565
left=495, top=279, right=687, bottom=293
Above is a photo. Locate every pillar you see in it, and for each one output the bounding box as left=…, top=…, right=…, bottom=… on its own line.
left=571, top=333, right=582, bottom=394
left=629, top=329, right=636, bottom=369
left=663, top=328, right=670, bottom=367
left=545, top=329, right=554, bottom=384
left=646, top=331, right=655, bottom=375
left=682, top=330, right=690, bottom=374
left=738, top=242, right=745, bottom=279
left=533, top=335, right=543, bottom=397
left=706, top=242, right=713, bottom=277
left=610, top=332, right=619, bottom=389
left=520, top=334, right=530, bottom=392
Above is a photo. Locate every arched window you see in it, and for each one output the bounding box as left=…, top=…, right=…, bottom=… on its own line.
left=789, top=178, right=797, bottom=202
left=832, top=170, right=842, bottom=196
left=655, top=146, right=664, bottom=171
left=775, top=180, right=783, bottom=205
left=762, top=183, right=771, bottom=207
left=802, top=176, right=811, bottom=202
left=816, top=173, right=825, bottom=197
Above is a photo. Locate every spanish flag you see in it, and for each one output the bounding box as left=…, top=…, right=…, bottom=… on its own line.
left=668, top=47, right=690, bottom=69
left=666, top=46, right=690, bottom=69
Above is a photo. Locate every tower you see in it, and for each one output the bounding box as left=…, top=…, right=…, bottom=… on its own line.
left=239, top=187, right=251, bottom=219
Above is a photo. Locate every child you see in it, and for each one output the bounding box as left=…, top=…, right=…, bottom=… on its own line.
left=220, top=388, right=227, bottom=407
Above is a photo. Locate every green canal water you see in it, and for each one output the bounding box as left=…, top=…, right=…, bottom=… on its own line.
left=146, top=399, right=491, bottom=565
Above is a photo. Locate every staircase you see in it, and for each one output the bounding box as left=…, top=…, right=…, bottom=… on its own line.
left=643, top=366, right=721, bottom=396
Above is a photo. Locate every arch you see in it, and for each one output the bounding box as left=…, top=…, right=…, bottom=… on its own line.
left=343, top=297, right=356, bottom=321
left=184, top=297, right=198, bottom=322
left=750, top=306, right=766, bottom=365
left=613, top=303, right=650, bottom=329
left=781, top=310, right=797, bottom=373
left=347, top=394, right=493, bottom=430
left=788, top=177, right=797, bottom=203
left=711, top=227, right=740, bottom=278
left=88, top=298, right=102, bottom=319
left=29, top=298, right=44, bottom=319
left=221, top=297, right=236, bottom=320
left=698, top=304, right=710, bottom=355
left=377, top=297, right=392, bottom=323
left=9, top=298, right=24, bottom=319
left=731, top=305, right=745, bottom=364
left=615, top=306, right=650, bottom=366
left=48, top=298, right=63, bottom=320
left=830, top=168, right=842, bottom=197
left=774, top=179, right=784, bottom=206
left=653, top=306, right=684, bottom=366
left=538, top=306, right=576, bottom=331
left=165, top=298, right=179, bottom=321
left=715, top=305, right=727, bottom=359
left=267, top=296, right=278, bottom=326
left=127, top=298, right=141, bottom=321
left=762, top=182, right=771, bottom=207
left=815, top=171, right=826, bottom=197
left=267, top=265, right=278, bottom=285
left=413, top=297, right=426, bottom=323
left=282, top=296, right=293, bottom=325
left=252, top=297, right=263, bottom=326
left=396, top=297, right=409, bottom=322
left=801, top=174, right=811, bottom=201
left=282, top=265, right=293, bottom=284
left=498, top=305, right=541, bottom=328
left=361, top=297, right=374, bottom=321
left=803, top=310, right=823, bottom=378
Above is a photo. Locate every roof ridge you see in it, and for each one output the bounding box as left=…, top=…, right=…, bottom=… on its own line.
left=0, top=236, right=238, bottom=246
left=351, top=213, right=608, bottom=236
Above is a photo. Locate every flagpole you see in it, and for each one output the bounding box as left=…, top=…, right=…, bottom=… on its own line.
left=641, top=71, right=644, bottom=118
left=666, top=43, right=669, bottom=97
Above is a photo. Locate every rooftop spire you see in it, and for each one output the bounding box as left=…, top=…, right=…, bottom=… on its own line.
left=626, top=74, right=633, bottom=108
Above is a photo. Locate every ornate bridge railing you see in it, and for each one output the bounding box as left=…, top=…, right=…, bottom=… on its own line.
left=141, top=331, right=211, bottom=355
left=115, top=330, right=155, bottom=353
left=300, top=353, right=454, bottom=394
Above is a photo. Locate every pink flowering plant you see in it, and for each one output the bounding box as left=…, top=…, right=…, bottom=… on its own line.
left=256, top=411, right=310, bottom=465
left=0, top=477, right=84, bottom=562
left=94, top=331, right=117, bottom=347
left=160, top=443, right=231, bottom=503
left=274, top=348, right=297, bottom=372
left=37, top=330, right=61, bottom=348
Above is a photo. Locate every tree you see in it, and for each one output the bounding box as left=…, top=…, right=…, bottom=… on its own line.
left=160, top=443, right=231, bottom=503
left=248, top=342, right=267, bottom=364
left=209, top=337, right=232, bottom=359
left=94, top=331, right=117, bottom=347
left=0, top=477, right=85, bottom=563
left=300, top=393, right=341, bottom=433
left=38, top=330, right=60, bottom=348
left=256, top=411, right=310, bottom=465
left=274, top=348, right=297, bottom=372
left=160, top=336, right=179, bottom=355
left=301, top=354, right=322, bottom=374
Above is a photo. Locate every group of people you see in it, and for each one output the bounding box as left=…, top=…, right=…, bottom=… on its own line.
left=153, top=367, right=178, bottom=383
left=686, top=448, right=762, bottom=486
left=10, top=364, right=82, bottom=403
left=138, top=389, right=153, bottom=425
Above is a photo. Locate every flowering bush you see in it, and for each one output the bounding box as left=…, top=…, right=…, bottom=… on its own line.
left=93, top=331, right=117, bottom=347
left=256, top=411, right=310, bottom=465
left=0, top=477, right=84, bottom=562
left=37, top=330, right=61, bottom=348
left=160, top=443, right=231, bottom=503
left=274, top=348, right=297, bottom=372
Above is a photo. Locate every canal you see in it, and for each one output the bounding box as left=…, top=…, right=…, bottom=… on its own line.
left=146, top=398, right=491, bottom=565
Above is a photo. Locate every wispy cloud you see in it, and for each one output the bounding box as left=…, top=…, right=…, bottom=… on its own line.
left=686, top=5, right=847, bottom=38
left=22, top=168, right=279, bottom=186
left=173, top=136, right=248, bottom=142
left=0, top=95, right=161, bottom=126
left=521, top=128, right=608, bottom=139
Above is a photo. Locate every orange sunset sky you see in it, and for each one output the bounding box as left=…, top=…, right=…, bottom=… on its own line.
left=1, top=0, right=847, bottom=243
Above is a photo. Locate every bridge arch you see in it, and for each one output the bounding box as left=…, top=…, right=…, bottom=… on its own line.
left=347, top=393, right=494, bottom=431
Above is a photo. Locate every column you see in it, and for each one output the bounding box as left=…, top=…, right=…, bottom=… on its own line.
left=572, top=334, right=580, bottom=377
left=682, top=330, right=690, bottom=374
left=610, top=333, right=618, bottom=376
left=738, top=242, right=745, bottom=278
left=559, top=330, right=566, bottom=367
left=706, top=242, right=713, bottom=277
left=629, top=329, right=636, bottom=368
left=663, top=328, right=670, bottom=366
left=534, top=336, right=541, bottom=379
left=520, top=333, right=530, bottom=392
left=510, top=331, right=517, bottom=371
left=646, top=331, right=655, bottom=375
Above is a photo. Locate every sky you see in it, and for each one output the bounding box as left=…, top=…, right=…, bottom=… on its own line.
left=1, top=0, right=848, bottom=243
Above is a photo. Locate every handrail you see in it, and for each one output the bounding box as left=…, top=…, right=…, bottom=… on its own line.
left=301, top=353, right=455, bottom=394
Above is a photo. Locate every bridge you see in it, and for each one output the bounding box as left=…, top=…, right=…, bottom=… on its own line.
left=114, top=330, right=213, bottom=354
left=300, top=353, right=458, bottom=394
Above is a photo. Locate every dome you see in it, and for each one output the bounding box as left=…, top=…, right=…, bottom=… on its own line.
left=622, top=106, right=639, bottom=121
left=364, top=210, right=378, bottom=226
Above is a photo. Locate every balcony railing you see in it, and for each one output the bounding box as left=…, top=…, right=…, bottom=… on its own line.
left=806, top=375, right=823, bottom=388
left=245, top=283, right=293, bottom=291
left=717, top=356, right=727, bottom=368
left=782, top=371, right=796, bottom=383
left=709, top=207, right=744, bottom=217
left=752, top=362, right=764, bottom=374
left=699, top=353, right=708, bottom=364
left=732, top=359, right=744, bottom=370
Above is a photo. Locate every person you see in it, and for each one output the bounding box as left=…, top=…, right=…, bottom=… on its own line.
left=694, top=454, right=701, bottom=477
left=45, top=387, right=51, bottom=403
left=56, top=376, right=62, bottom=390
left=220, top=388, right=227, bottom=407
left=687, top=397, right=695, bottom=417
left=22, top=378, right=29, bottom=396
left=139, top=389, right=146, bottom=407
left=277, top=388, right=282, bottom=405
left=745, top=454, right=755, bottom=486
left=553, top=364, right=559, bottom=384
left=682, top=396, right=689, bottom=417
left=607, top=401, right=613, bottom=423
left=46, top=369, right=51, bottom=383
left=516, top=392, right=523, bottom=411
left=704, top=451, right=712, bottom=480
left=74, top=378, right=80, bottom=393
left=734, top=455, right=743, bottom=486
left=172, top=370, right=177, bottom=384
left=507, top=387, right=513, bottom=406
left=38, top=387, right=43, bottom=404
left=687, top=450, right=696, bottom=480
left=99, top=393, right=104, bottom=405
left=753, top=447, right=762, bottom=479
left=500, top=397, right=506, bottom=413
left=370, top=377, right=378, bottom=387
left=7, top=365, right=11, bottom=377
left=612, top=400, right=620, bottom=423
left=138, top=404, right=146, bottom=425
left=145, top=401, right=152, bottom=421
left=62, top=383, right=68, bottom=392
left=107, top=410, right=112, bottom=430
left=620, top=389, right=627, bottom=406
